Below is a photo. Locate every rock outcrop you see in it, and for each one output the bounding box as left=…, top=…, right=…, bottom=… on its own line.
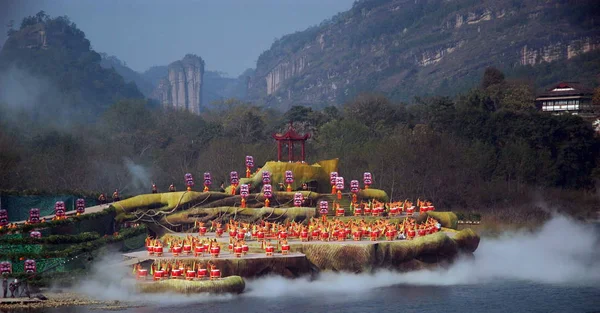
left=247, top=0, right=600, bottom=108
left=520, top=37, right=600, bottom=66
left=151, top=54, right=205, bottom=114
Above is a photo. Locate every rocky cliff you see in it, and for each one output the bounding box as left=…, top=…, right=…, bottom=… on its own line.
left=247, top=0, right=600, bottom=108
left=151, top=54, right=205, bottom=114
left=0, top=14, right=143, bottom=117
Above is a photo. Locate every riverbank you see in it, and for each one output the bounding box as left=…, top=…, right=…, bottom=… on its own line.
left=0, top=289, right=144, bottom=310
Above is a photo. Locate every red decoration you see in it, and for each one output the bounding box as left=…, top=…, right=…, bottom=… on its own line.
left=0, top=209, right=7, bottom=228
left=29, top=208, right=40, bottom=224
left=185, top=173, right=194, bottom=191
left=245, top=156, right=254, bottom=178
left=54, top=201, right=66, bottom=220
left=76, top=198, right=85, bottom=215
left=294, top=192, right=304, bottom=207
left=272, top=121, right=311, bottom=162
left=203, top=172, right=212, bottom=192
left=363, top=172, right=372, bottom=189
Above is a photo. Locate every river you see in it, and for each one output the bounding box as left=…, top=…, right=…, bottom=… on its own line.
left=21, top=281, right=600, bottom=313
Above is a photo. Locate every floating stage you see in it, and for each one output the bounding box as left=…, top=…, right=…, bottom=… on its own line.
left=122, top=225, right=476, bottom=279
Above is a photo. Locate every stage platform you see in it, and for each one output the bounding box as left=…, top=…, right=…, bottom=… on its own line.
left=123, top=249, right=306, bottom=262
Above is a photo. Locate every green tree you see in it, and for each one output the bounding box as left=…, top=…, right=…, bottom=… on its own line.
left=481, top=67, right=505, bottom=89
left=500, top=82, right=535, bottom=111
left=343, top=93, right=403, bottom=134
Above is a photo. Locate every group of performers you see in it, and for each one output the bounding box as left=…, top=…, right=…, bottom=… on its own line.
left=138, top=212, right=444, bottom=281
left=145, top=236, right=223, bottom=258
left=347, top=199, right=435, bottom=217
left=150, top=183, right=177, bottom=194
left=221, top=217, right=442, bottom=244
left=134, top=261, right=222, bottom=281
left=97, top=190, right=120, bottom=204
left=143, top=215, right=442, bottom=263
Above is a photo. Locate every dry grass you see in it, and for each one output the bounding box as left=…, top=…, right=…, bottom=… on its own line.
left=452, top=228, right=480, bottom=253
left=137, top=276, right=245, bottom=294
left=295, top=243, right=375, bottom=272
left=225, top=159, right=339, bottom=194
left=427, top=211, right=458, bottom=229
left=294, top=230, right=479, bottom=272
left=113, top=192, right=230, bottom=220
left=164, top=206, right=316, bottom=224
left=357, top=189, right=390, bottom=202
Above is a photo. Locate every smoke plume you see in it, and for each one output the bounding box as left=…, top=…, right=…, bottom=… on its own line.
left=75, top=215, right=599, bottom=303
left=122, top=157, right=153, bottom=194
left=245, top=214, right=600, bottom=298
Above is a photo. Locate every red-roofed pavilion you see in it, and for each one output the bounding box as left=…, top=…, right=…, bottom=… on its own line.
left=272, top=121, right=311, bottom=162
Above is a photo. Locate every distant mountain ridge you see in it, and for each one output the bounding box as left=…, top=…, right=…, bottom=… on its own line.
left=246, top=0, right=600, bottom=109
left=101, top=55, right=252, bottom=111
left=100, top=54, right=155, bottom=96
left=0, top=13, right=143, bottom=119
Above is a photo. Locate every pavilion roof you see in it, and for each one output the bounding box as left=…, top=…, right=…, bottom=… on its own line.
left=272, top=122, right=311, bottom=141
left=536, top=81, right=594, bottom=98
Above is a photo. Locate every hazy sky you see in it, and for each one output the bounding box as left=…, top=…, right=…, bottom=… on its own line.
left=0, top=0, right=355, bottom=76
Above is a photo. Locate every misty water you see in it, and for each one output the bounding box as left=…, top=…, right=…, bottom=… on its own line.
left=7, top=216, right=600, bottom=313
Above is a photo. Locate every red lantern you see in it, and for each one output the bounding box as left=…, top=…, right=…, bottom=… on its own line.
left=335, top=177, right=344, bottom=200
left=185, top=173, right=194, bottom=191
left=230, top=171, right=239, bottom=184
left=76, top=198, right=85, bottom=215
left=350, top=180, right=359, bottom=194
left=29, top=208, right=40, bottom=224
left=293, top=192, right=304, bottom=207
left=319, top=201, right=328, bottom=222
left=245, top=156, right=254, bottom=178
left=363, top=172, right=372, bottom=189
left=330, top=172, right=338, bottom=194
left=0, top=209, right=8, bottom=228
left=0, top=261, right=11, bottom=275
left=24, top=259, right=36, bottom=274
left=30, top=231, right=41, bottom=238
left=336, top=177, right=345, bottom=191
left=285, top=170, right=294, bottom=192
left=203, top=172, right=212, bottom=192
left=54, top=201, right=66, bottom=220
left=262, top=171, right=271, bottom=184
left=240, top=184, right=249, bottom=208
left=263, top=184, right=272, bottom=207
left=230, top=171, right=239, bottom=195
left=240, top=184, right=249, bottom=198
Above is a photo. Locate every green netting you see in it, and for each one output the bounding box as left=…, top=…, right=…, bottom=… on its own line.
left=0, top=244, right=43, bottom=255
left=1, top=233, right=22, bottom=240
left=48, top=211, right=115, bottom=236
left=1, top=195, right=99, bottom=222
left=121, top=233, right=146, bottom=252
left=10, top=258, right=67, bottom=273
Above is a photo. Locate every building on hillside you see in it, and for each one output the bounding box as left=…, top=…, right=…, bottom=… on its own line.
left=535, top=82, right=596, bottom=118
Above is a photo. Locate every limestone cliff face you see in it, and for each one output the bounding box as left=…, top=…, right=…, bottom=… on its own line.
left=520, top=37, right=600, bottom=66
left=266, top=56, right=307, bottom=95
left=247, top=0, right=600, bottom=108
left=151, top=54, right=205, bottom=114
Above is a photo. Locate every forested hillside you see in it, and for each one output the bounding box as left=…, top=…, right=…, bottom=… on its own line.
left=0, top=12, right=144, bottom=122
left=2, top=65, right=599, bottom=219
left=247, top=0, right=600, bottom=109
left=1, top=10, right=599, bottom=222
